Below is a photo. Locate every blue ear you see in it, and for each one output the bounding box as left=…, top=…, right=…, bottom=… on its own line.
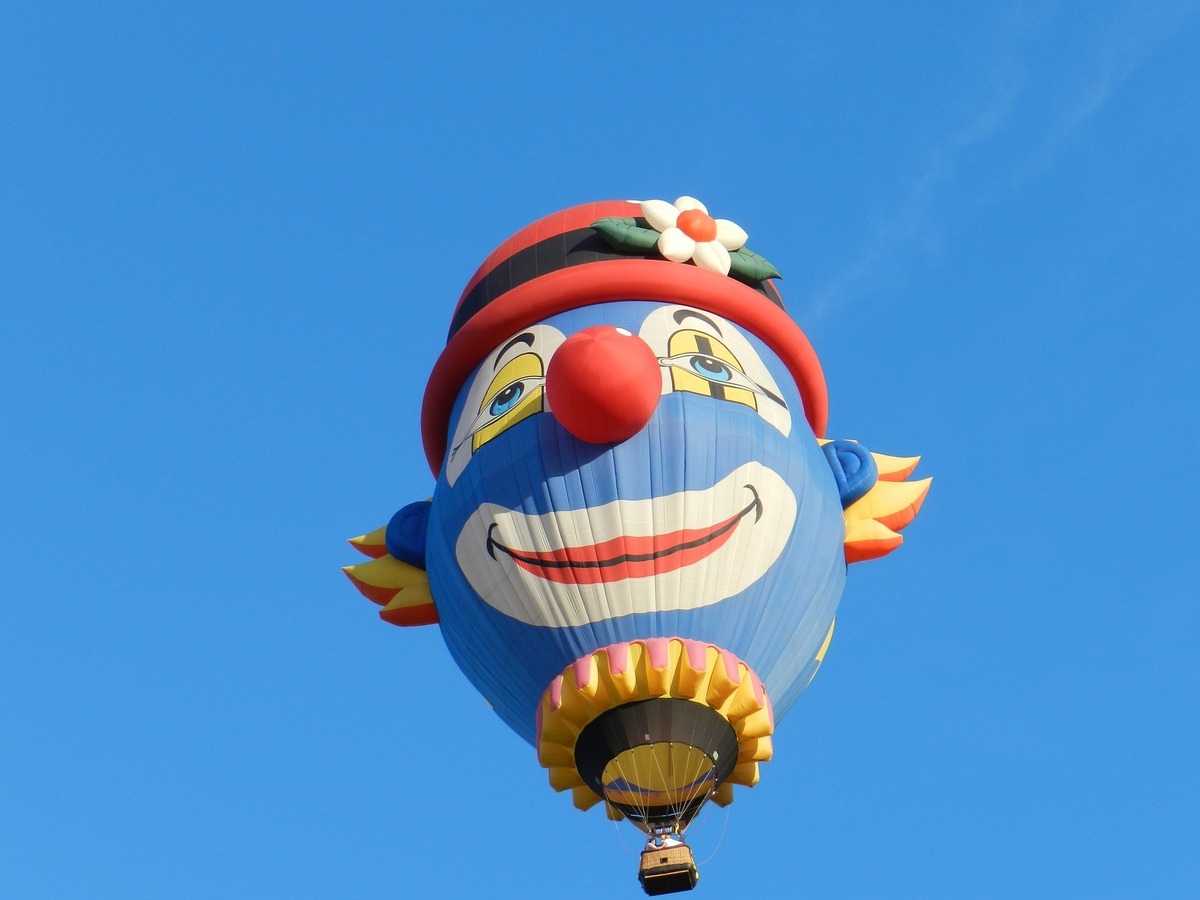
left=385, top=500, right=432, bottom=569
left=822, top=440, right=878, bottom=508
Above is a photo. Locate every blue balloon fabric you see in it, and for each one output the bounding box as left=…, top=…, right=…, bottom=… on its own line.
left=425, top=301, right=847, bottom=743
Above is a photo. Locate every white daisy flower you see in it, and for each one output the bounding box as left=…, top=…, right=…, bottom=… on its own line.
left=637, top=196, right=749, bottom=275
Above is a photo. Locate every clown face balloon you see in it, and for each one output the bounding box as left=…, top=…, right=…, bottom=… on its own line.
left=345, top=198, right=929, bottom=843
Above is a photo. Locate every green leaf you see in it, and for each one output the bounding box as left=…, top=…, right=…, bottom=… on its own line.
left=592, top=217, right=661, bottom=253
left=728, top=246, right=782, bottom=282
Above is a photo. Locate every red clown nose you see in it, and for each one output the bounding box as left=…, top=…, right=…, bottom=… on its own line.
left=546, top=326, right=662, bottom=444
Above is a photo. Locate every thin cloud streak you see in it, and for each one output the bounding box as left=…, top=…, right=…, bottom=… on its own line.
left=804, top=2, right=1197, bottom=321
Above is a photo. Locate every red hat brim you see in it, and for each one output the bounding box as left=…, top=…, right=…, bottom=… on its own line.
left=421, top=257, right=829, bottom=475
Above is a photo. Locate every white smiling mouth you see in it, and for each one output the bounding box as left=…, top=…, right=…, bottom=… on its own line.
left=454, top=462, right=797, bottom=628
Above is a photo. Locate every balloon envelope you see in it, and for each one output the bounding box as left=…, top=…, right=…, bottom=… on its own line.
left=426, top=301, right=846, bottom=745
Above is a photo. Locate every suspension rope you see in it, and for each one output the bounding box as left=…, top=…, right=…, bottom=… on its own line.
left=696, top=804, right=732, bottom=865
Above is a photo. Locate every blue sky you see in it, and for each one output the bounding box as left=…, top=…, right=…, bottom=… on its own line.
left=3, top=2, right=1198, bottom=897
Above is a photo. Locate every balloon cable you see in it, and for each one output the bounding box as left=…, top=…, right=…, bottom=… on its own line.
left=612, top=818, right=639, bottom=854
left=696, top=804, right=731, bottom=866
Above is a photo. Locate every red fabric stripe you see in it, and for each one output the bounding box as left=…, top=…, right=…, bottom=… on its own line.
left=379, top=604, right=439, bottom=626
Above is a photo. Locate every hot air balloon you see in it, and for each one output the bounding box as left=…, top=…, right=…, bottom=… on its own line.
left=345, top=197, right=929, bottom=894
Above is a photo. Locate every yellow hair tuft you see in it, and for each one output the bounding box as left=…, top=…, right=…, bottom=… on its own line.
left=344, top=525, right=438, bottom=626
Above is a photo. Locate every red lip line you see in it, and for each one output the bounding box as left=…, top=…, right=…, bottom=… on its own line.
left=487, top=486, right=761, bottom=585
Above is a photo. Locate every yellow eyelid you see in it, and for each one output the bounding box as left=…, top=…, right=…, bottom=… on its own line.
left=666, top=329, right=757, bottom=410
left=478, top=353, right=545, bottom=414
left=471, top=351, right=546, bottom=451
left=667, top=329, right=742, bottom=368
left=472, top=386, right=543, bottom=449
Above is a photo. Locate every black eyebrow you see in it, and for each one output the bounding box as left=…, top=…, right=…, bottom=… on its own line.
left=672, top=309, right=723, bottom=335
left=493, top=332, right=535, bottom=369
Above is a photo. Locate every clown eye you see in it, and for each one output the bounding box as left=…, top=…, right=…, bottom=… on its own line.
left=465, top=352, right=547, bottom=454
left=444, top=324, right=570, bottom=487
left=448, top=358, right=547, bottom=464
left=659, top=329, right=759, bottom=412
left=637, top=305, right=793, bottom=440
left=489, top=382, right=526, bottom=416
left=658, top=329, right=787, bottom=412
left=689, top=355, right=733, bottom=383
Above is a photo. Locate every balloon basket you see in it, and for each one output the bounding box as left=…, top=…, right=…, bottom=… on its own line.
left=638, top=843, right=698, bottom=895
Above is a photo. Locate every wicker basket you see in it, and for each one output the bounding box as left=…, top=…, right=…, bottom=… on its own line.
left=638, top=845, right=699, bottom=895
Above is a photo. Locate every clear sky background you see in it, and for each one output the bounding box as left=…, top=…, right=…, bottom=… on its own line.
left=4, top=2, right=1198, bottom=897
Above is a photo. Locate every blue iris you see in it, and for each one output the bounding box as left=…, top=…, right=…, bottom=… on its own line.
left=690, top=355, right=733, bottom=382
left=489, top=382, right=525, bottom=416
